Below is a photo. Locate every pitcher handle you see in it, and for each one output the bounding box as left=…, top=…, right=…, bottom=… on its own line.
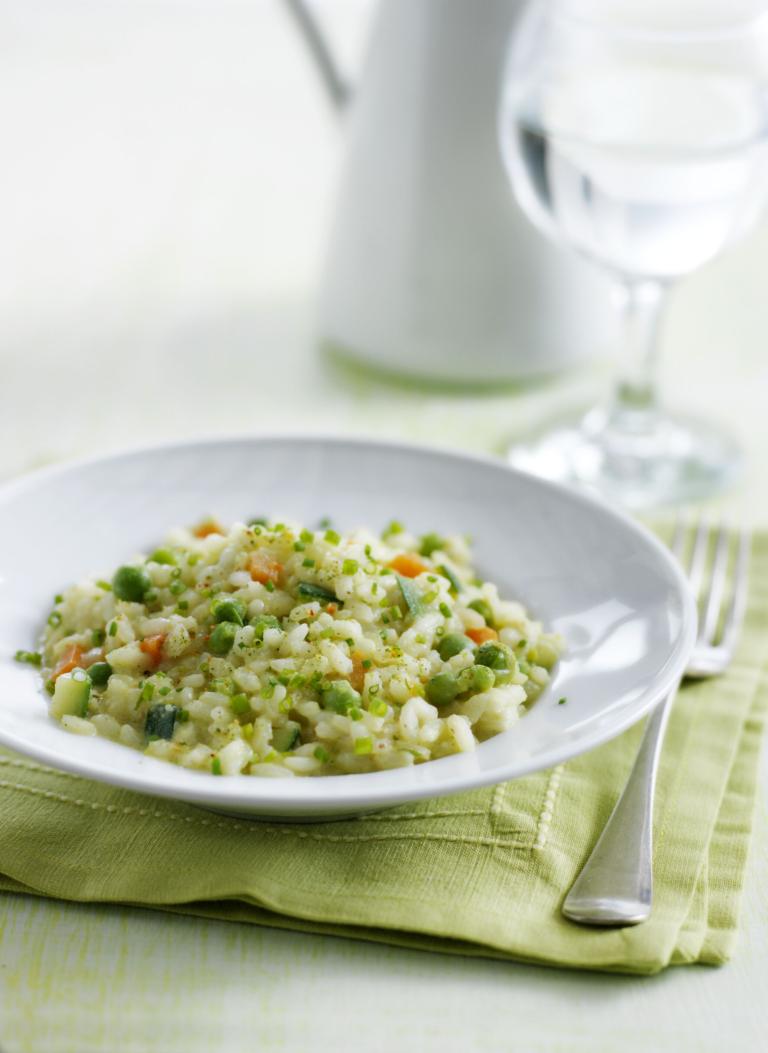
left=282, top=0, right=349, bottom=110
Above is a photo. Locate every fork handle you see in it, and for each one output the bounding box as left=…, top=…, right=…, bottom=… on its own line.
left=561, top=687, right=678, bottom=926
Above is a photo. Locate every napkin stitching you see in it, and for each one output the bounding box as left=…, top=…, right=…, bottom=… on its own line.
left=533, top=764, right=564, bottom=850
left=0, top=778, right=534, bottom=848
left=0, top=756, right=493, bottom=824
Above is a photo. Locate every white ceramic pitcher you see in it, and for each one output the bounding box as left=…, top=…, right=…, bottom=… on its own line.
left=287, top=0, right=616, bottom=385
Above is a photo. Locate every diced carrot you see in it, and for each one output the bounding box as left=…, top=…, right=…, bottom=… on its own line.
left=139, top=634, right=166, bottom=668
left=52, top=644, right=84, bottom=680
left=388, top=554, right=428, bottom=579
left=248, top=551, right=283, bottom=585
left=192, top=518, right=224, bottom=539
left=325, top=603, right=338, bottom=615
left=466, top=626, right=498, bottom=645
left=349, top=652, right=366, bottom=693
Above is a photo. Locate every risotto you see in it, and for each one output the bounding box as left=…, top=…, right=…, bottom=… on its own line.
left=26, top=517, right=562, bottom=777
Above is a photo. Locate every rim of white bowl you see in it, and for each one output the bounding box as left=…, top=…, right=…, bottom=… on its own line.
left=0, top=433, right=698, bottom=811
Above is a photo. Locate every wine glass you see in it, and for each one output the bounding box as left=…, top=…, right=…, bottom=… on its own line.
left=499, top=0, right=768, bottom=508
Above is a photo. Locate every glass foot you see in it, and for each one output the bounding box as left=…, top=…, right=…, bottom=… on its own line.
left=506, top=406, right=741, bottom=510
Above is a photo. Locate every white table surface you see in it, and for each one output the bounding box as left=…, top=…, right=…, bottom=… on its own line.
left=1, top=4, right=767, bottom=1051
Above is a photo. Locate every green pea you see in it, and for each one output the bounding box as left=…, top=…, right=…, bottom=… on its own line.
left=148, top=548, right=176, bottom=565
left=86, top=662, right=113, bottom=687
left=209, top=622, right=237, bottom=655
left=321, top=680, right=362, bottom=714
left=250, top=614, right=281, bottom=639
left=419, top=532, right=445, bottom=558
left=425, top=672, right=459, bottom=707
left=475, top=641, right=511, bottom=671
left=210, top=595, right=246, bottom=626
left=230, top=693, right=251, bottom=716
left=468, top=598, right=494, bottom=626
left=470, top=665, right=496, bottom=693
left=438, top=633, right=474, bottom=661
left=112, top=565, right=152, bottom=603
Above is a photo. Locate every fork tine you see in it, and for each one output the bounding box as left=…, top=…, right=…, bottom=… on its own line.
left=721, top=528, right=751, bottom=656
left=699, top=522, right=729, bottom=646
left=687, top=516, right=710, bottom=599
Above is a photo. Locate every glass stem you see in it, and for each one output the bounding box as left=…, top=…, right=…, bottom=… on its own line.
left=610, top=279, right=666, bottom=423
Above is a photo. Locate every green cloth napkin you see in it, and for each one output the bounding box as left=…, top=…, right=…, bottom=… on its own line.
left=1, top=533, right=766, bottom=976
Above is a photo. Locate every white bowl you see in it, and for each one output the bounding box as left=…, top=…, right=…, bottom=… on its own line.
left=0, top=436, right=695, bottom=819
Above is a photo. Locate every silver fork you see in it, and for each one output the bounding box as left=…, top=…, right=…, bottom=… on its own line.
left=562, top=519, right=751, bottom=927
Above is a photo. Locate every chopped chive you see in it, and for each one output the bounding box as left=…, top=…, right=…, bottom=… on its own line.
left=54, top=593, right=63, bottom=604
left=211, top=757, right=223, bottom=775
left=96, top=580, right=112, bottom=592
left=300, top=528, right=314, bottom=544
left=369, top=699, right=387, bottom=717
left=317, top=516, right=333, bottom=530
left=349, top=707, right=363, bottom=721
left=437, top=564, right=461, bottom=593
left=91, top=628, right=106, bottom=647
left=354, top=737, right=373, bottom=755
left=297, top=581, right=337, bottom=603
left=382, top=520, right=403, bottom=537
left=361, top=659, right=372, bottom=669
left=313, top=745, right=329, bottom=763
left=47, top=611, right=62, bottom=628
left=169, top=580, right=186, bottom=596
left=439, top=602, right=452, bottom=619
left=14, top=649, right=42, bottom=667
left=324, top=529, right=341, bottom=545
left=108, top=620, right=118, bottom=637
left=342, top=558, right=359, bottom=576
left=558, top=696, right=567, bottom=705
left=293, top=540, right=306, bottom=552
left=302, top=558, right=315, bottom=568
left=264, top=580, right=275, bottom=593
